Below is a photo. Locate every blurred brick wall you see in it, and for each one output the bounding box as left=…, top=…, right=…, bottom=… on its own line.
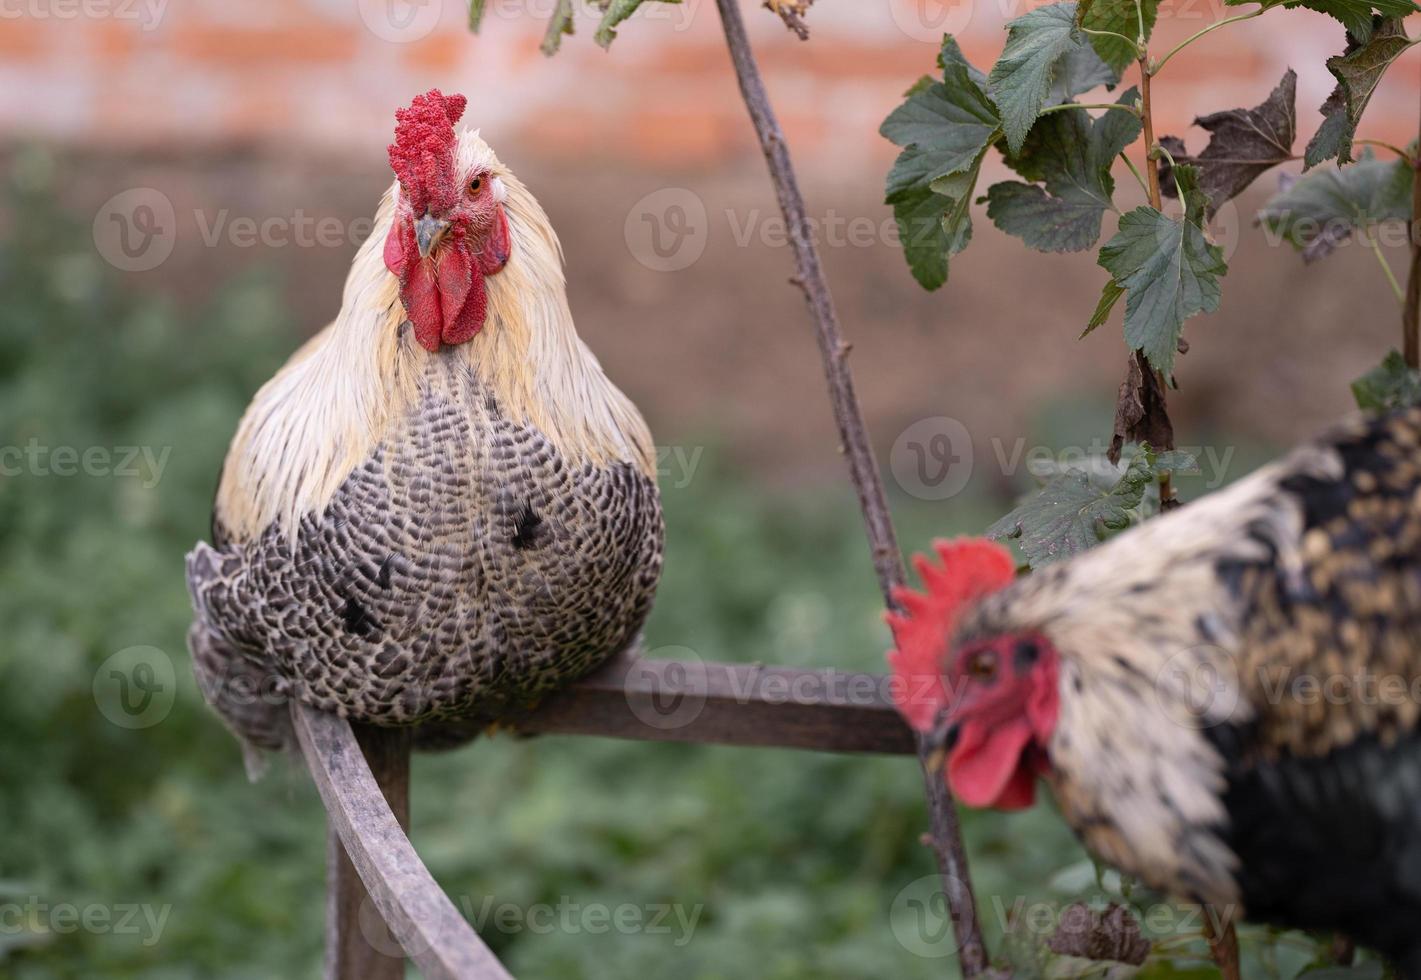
left=1, top=0, right=1417, bottom=173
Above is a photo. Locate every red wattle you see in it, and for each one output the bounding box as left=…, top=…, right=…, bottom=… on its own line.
left=402, top=259, right=443, bottom=353
left=394, top=240, right=491, bottom=353
left=947, top=717, right=1034, bottom=809
left=436, top=242, right=473, bottom=326
left=444, top=271, right=488, bottom=346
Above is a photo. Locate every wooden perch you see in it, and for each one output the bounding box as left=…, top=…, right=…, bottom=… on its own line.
left=512, top=651, right=915, bottom=754
left=293, top=703, right=515, bottom=980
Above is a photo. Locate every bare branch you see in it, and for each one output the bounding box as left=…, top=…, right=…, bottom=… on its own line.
left=711, top=0, right=989, bottom=971
left=763, top=0, right=813, bottom=39
left=1125, top=57, right=1179, bottom=510
left=1403, top=87, right=1421, bottom=370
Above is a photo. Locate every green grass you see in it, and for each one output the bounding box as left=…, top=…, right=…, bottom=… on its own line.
left=0, top=153, right=1331, bottom=979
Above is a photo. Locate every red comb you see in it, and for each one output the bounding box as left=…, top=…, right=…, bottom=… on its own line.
left=388, top=89, right=468, bottom=216
left=886, top=538, right=1016, bottom=731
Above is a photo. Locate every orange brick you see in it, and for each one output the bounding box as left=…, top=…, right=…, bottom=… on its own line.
left=171, top=25, right=358, bottom=67
left=218, top=84, right=296, bottom=139
left=0, top=19, right=47, bottom=59
left=626, top=106, right=735, bottom=166
left=400, top=30, right=464, bottom=73
left=93, top=21, right=140, bottom=62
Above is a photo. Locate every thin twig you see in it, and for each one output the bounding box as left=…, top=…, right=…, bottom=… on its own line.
left=1404, top=84, right=1421, bottom=369
left=1132, top=54, right=1178, bottom=508
left=1353, top=137, right=1415, bottom=164
left=1368, top=235, right=1406, bottom=304
left=1037, top=102, right=1142, bottom=118
left=711, top=0, right=988, bottom=973
left=1202, top=905, right=1242, bottom=980
left=1119, top=152, right=1150, bottom=196
left=1151, top=7, right=1264, bottom=75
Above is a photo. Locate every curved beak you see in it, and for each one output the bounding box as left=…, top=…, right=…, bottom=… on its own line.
left=415, top=212, right=451, bottom=259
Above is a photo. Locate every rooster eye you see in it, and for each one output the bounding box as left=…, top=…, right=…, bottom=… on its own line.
left=468, top=176, right=484, bottom=194
left=965, top=650, right=998, bottom=683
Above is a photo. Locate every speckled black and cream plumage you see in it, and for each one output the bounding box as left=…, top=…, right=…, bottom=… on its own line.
left=186, top=129, right=663, bottom=769
left=957, top=408, right=1421, bottom=972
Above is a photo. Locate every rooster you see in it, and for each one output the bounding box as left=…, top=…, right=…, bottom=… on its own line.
left=889, top=408, right=1421, bottom=974
left=186, top=90, right=663, bottom=769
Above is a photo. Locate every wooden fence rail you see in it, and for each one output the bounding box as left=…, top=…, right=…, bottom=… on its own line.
left=295, top=649, right=919, bottom=979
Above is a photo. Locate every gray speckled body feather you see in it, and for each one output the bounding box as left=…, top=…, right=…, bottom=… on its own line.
left=187, top=350, right=662, bottom=756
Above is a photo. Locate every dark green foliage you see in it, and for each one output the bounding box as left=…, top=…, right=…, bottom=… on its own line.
left=1258, top=148, right=1412, bottom=261
left=1098, top=167, right=1228, bottom=376
left=988, top=3, right=1096, bottom=154
left=986, top=90, right=1141, bottom=253
left=1305, top=18, right=1417, bottom=167
left=1352, top=349, right=1421, bottom=409
left=1076, top=0, right=1157, bottom=72
left=881, top=48, right=1001, bottom=289
left=986, top=446, right=1196, bottom=567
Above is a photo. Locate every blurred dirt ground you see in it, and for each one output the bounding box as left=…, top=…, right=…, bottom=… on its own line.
left=34, top=144, right=1403, bottom=484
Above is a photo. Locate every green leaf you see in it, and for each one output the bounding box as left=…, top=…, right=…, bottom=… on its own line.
left=1352, top=349, right=1421, bottom=409
left=882, top=64, right=1000, bottom=180
left=1277, top=0, right=1418, bottom=43
left=1306, top=18, right=1417, bottom=166
left=986, top=90, right=1141, bottom=252
left=1082, top=280, right=1126, bottom=337
left=989, top=3, right=1091, bottom=154
left=987, top=448, right=1177, bottom=566
left=1078, top=0, right=1157, bottom=72
left=1159, top=69, right=1296, bottom=216
left=938, top=35, right=989, bottom=88
left=1046, top=43, right=1119, bottom=105
left=1258, top=149, right=1412, bottom=260
left=1305, top=89, right=1354, bottom=168
left=540, top=0, right=576, bottom=55
left=469, top=0, right=488, bottom=30
left=592, top=0, right=676, bottom=48
left=1097, top=166, right=1227, bottom=375
left=882, top=59, right=1001, bottom=288
left=891, top=153, right=988, bottom=290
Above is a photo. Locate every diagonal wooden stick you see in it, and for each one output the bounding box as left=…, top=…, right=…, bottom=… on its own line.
left=710, top=0, right=989, bottom=973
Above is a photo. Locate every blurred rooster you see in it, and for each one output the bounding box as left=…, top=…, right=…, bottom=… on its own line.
left=890, top=409, right=1421, bottom=973
left=186, top=90, right=663, bottom=770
